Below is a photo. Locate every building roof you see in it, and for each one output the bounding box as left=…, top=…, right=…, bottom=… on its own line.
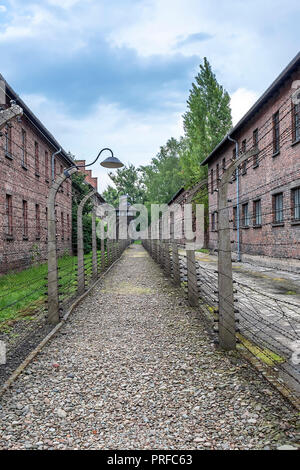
left=168, top=180, right=207, bottom=205
left=201, top=51, right=300, bottom=167
left=0, top=73, right=75, bottom=167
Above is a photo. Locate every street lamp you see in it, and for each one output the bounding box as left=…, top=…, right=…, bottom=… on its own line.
left=75, top=147, right=124, bottom=170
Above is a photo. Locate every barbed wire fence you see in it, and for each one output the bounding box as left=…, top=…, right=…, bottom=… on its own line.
left=0, top=137, right=130, bottom=384
left=142, top=103, right=300, bottom=407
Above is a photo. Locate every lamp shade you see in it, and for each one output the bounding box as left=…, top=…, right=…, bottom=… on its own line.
left=100, top=156, right=124, bottom=169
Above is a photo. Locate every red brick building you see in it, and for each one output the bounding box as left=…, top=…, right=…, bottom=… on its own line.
left=0, top=75, right=74, bottom=273
left=168, top=180, right=208, bottom=247
left=75, top=160, right=98, bottom=190
left=201, top=52, right=300, bottom=270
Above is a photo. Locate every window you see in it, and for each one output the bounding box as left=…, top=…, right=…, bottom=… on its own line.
left=273, top=111, right=280, bottom=154
left=45, top=151, right=49, bottom=181
left=292, top=188, right=300, bottom=221
left=35, top=204, right=41, bottom=239
left=273, top=193, right=283, bottom=223
left=253, top=200, right=262, bottom=226
left=292, top=103, right=300, bottom=143
left=5, top=124, right=12, bottom=158
left=61, top=212, right=64, bottom=240
left=233, top=206, right=237, bottom=229
left=253, top=128, right=259, bottom=167
left=5, top=195, right=13, bottom=237
left=210, top=169, right=213, bottom=194
left=242, top=203, right=250, bottom=227
left=67, top=213, right=70, bottom=239
left=241, top=140, right=247, bottom=174
left=232, top=148, right=237, bottom=180
left=216, top=163, right=219, bottom=187
left=21, top=129, right=27, bottom=167
left=35, top=141, right=40, bottom=175
left=22, top=200, right=28, bottom=238
left=222, top=157, right=226, bottom=173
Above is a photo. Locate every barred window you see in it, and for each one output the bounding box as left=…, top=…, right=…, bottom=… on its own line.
left=23, top=200, right=28, bottom=238
left=253, top=128, right=259, bottom=167
left=22, top=129, right=27, bottom=166
left=273, top=111, right=280, bottom=154
left=35, top=141, right=40, bottom=175
left=35, top=204, right=41, bottom=239
left=292, top=188, right=300, bottom=221
left=5, top=194, right=13, bottom=237
left=242, top=203, right=250, bottom=227
left=273, top=193, right=283, bottom=223
left=253, top=200, right=262, bottom=226
left=293, top=103, right=300, bottom=143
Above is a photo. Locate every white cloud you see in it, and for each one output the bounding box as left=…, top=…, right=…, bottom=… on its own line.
left=230, top=88, right=259, bottom=126
left=22, top=93, right=183, bottom=192
left=0, top=5, right=7, bottom=12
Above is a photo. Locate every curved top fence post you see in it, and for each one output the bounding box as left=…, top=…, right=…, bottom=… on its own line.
left=47, top=166, right=78, bottom=324
left=77, top=190, right=97, bottom=295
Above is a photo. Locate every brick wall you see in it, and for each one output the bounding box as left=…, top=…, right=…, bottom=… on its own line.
left=0, top=99, right=72, bottom=274
left=207, top=68, right=300, bottom=261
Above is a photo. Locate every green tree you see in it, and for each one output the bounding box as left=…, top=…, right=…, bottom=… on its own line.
left=141, top=137, right=185, bottom=205
left=102, top=164, right=146, bottom=207
left=181, top=57, right=232, bottom=187
left=71, top=172, right=94, bottom=254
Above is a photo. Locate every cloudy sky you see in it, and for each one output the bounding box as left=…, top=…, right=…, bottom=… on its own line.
left=0, top=0, right=299, bottom=190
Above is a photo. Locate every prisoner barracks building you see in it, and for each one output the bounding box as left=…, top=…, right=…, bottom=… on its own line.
left=0, top=75, right=74, bottom=274
left=202, top=52, right=300, bottom=271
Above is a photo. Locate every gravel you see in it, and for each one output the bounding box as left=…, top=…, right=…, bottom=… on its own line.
left=0, top=244, right=299, bottom=450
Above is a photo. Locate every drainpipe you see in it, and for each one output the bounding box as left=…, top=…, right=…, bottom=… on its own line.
left=227, top=135, right=241, bottom=262
left=52, top=148, right=62, bottom=182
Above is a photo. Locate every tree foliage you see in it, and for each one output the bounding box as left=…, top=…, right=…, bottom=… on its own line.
left=180, top=57, right=232, bottom=187
left=102, top=164, right=145, bottom=207
left=71, top=172, right=94, bottom=254
left=141, top=137, right=185, bottom=205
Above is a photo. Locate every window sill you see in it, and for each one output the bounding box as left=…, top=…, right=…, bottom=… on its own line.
left=253, top=224, right=262, bottom=229
left=36, top=236, right=41, bottom=240
left=272, top=222, right=284, bottom=227
left=45, top=178, right=49, bottom=183
left=272, top=151, right=280, bottom=158
left=253, top=163, right=259, bottom=169
left=291, top=220, right=300, bottom=226
left=291, top=139, right=300, bottom=148
left=241, top=226, right=250, bottom=229
left=241, top=172, right=247, bottom=176
left=6, top=235, right=14, bottom=241
left=23, top=236, right=29, bottom=241
left=21, top=164, right=28, bottom=170
left=5, top=152, right=13, bottom=160
left=35, top=172, right=40, bottom=178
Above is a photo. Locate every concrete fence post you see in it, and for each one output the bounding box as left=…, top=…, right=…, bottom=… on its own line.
left=217, top=148, right=256, bottom=350
left=92, top=198, right=98, bottom=280
left=77, top=190, right=96, bottom=296
left=164, top=241, right=171, bottom=277
left=186, top=249, right=198, bottom=307
left=47, top=167, right=77, bottom=324
left=101, top=237, right=105, bottom=271
left=172, top=242, right=181, bottom=286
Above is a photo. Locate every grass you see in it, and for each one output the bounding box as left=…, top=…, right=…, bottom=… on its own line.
left=196, top=248, right=210, bottom=254
left=133, top=240, right=142, bottom=245
left=0, top=251, right=104, bottom=329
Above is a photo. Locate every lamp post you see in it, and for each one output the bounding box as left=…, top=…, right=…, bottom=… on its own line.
left=47, top=148, right=124, bottom=324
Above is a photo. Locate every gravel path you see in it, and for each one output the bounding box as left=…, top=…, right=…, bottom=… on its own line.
left=0, top=244, right=299, bottom=450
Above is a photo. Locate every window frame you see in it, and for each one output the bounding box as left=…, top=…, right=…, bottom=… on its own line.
left=253, top=199, right=262, bottom=227
left=273, top=111, right=280, bottom=155
left=273, top=192, right=284, bottom=224
left=242, top=202, right=250, bottom=227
